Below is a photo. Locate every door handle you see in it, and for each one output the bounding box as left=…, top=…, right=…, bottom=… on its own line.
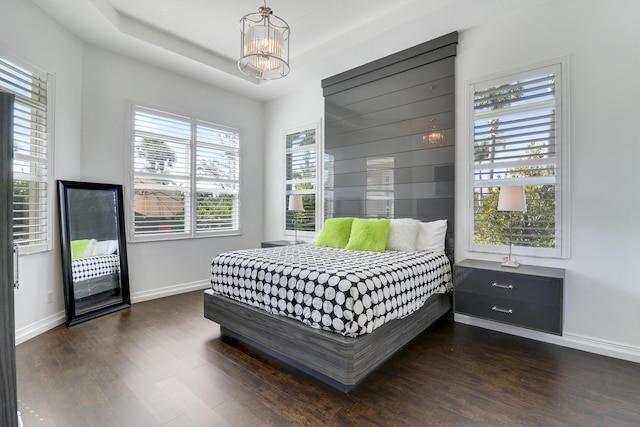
left=13, top=244, right=19, bottom=289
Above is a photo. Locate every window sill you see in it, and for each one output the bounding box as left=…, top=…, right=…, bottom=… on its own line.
left=129, top=231, right=242, bottom=244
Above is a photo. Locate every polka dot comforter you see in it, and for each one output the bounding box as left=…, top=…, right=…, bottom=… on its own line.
left=72, top=254, right=120, bottom=282
left=210, top=244, right=452, bottom=337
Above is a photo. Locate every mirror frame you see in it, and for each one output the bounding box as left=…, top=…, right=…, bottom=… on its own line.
left=57, top=180, right=131, bottom=326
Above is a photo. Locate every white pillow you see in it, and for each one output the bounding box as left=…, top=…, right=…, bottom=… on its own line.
left=106, top=239, right=118, bottom=255
left=90, top=240, right=119, bottom=256
left=386, top=218, right=420, bottom=251
left=416, top=220, right=447, bottom=252
left=82, top=239, right=98, bottom=257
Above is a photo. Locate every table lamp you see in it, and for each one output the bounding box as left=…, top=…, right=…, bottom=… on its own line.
left=497, top=186, right=526, bottom=268
left=288, top=194, right=304, bottom=243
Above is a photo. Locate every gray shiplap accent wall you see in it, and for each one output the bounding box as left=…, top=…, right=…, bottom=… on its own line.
left=321, top=32, right=457, bottom=253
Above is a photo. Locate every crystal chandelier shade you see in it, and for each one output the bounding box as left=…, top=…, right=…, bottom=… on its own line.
left=423, top=85, right=445, bottom=145
left=238, top=4, right=290, bottom=80
left=426, top=120, right=445, bottom=144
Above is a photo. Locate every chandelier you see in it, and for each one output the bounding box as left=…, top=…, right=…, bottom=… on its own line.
left=423, top=85, right=445, bottom=145
left=238, top=2, right=290, bottom=80
left=425, top=120, right=445, bottom=144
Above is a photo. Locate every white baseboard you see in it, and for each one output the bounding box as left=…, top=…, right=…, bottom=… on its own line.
left=130, top=280, right=210, bottom=304
left=15, top=280, right=211, bottom=345
left=15, top=311, right=66, bottom=345
left=454, top=314, right=640, bottom=364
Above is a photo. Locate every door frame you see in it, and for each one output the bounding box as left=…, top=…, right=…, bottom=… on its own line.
left=1, top=91, right=19, bottom=426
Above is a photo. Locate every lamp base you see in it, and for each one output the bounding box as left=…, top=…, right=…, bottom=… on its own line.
left=501, top=259, right=520, bottom=268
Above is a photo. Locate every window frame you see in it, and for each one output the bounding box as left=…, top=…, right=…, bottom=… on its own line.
left=283, top=121, right=321, bottom=238
left=465, top=58, right=571, bottom=260
left=127, top=103, right=241, bottom=243
left=1, top=55, right=55, bottom=255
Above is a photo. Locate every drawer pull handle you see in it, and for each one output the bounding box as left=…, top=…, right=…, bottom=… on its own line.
left=491, top=282, right=513, bottom=290
left=492, top=306, right=513, bottom=314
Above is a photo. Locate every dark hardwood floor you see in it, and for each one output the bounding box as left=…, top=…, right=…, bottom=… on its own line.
left=16, top=290, right=640, bottom=426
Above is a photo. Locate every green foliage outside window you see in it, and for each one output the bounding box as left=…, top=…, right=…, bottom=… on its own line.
left=474, top=145, right=556, bottom=249
left=473, top=76, right=557, bottom=250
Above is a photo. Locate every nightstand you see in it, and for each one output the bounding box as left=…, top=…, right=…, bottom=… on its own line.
left=261, top=240, right=301, bottom=248
left=454, top=259, right=565, bottom=335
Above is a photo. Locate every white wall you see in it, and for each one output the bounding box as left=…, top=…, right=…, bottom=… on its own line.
left=7, top=0, right=640, bottom=363
left=2, top=0, right=265, bottom=341
left=80, top=46, right=264, bottom=301
left=263, top=84, right=324, bottom=242
left=454, top=0, right=640, bottom=360
left=263, top=0, right=640, bottom=362
left=1, top=0, right=83, bottom=338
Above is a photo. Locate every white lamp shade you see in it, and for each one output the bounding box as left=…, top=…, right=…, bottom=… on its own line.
left=288, top=194, right=304, bottom=211
left=497, top=186, right=527, bottom=212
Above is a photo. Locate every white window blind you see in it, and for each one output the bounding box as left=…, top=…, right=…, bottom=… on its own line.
left=285, top=126, right=317, bottom=233
left=470, top=63, right=565, bottom=258
left=195, top=122, right=240, bottom=232
left=131, top=106, right=240, bottom=240
left=0, top=58, right=51, bottom=253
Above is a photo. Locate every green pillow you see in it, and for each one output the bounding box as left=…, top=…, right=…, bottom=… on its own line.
left=70, top=239, right=90, bottom=259
left=345, top=219, right=391, bottom=252
left=316, top=217, right=354, bottom=248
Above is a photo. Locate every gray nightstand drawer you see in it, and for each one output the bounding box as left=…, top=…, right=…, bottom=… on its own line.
left=453, top=259, right=564, bottom=335
left=455, top=268, right=562, bottom=306
left=455, top=291, right=562, bottom=334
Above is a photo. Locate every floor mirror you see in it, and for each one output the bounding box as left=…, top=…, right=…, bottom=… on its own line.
left=58, top=180, right=131, bottom=326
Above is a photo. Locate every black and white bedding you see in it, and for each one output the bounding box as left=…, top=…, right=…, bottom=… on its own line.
left=210, top=244, right=452, bottom=337
left=72, top=254, right=120, bottom=282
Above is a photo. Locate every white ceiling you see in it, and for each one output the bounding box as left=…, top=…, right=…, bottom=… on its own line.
left=31, top=0, right=547, bottom=102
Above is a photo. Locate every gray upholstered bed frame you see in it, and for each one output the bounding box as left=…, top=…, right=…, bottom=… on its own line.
left=203, top=289, right=451, bottom=392
left=204, top=35, right=457, bottom=392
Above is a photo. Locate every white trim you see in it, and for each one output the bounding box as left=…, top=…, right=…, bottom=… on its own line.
left=283, top=120, right=321, bottom=237
left=124, top=101, right=136, bottom=242
left=22, top=283, right=638, bottom=364
left=15, top=281, right=211, bottom=344
left=317, top=116, right=324, bottom=231
left=130, top=279, right=210, bottom=304
left=15, top=311, right=65, bottom=345
left=1, top=55, right=56, bottom=255
left=455, top=314, right=640, bottom=364
left=125, top=102, right=242, bottom=243
left=557, top=57, right=571, bottom=260
left=44, top=70, right=56, bottom=253
left=464, top=57, right=571, bottom=260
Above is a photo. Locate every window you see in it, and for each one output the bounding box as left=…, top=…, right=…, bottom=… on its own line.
left=468, top=61, right=569, bottom=258
left=285, top=125, right=318, bottom=235
left=366, top=157, right=394, bottom=217
left=131, top=105, right=240, bottom=240
left=0, top=57, right=52, bottom=254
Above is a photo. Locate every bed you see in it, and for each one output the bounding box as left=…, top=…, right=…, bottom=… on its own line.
left=72, top=254, right=121, bottom=300
left=204, top=219, right=453, bottom=391
left=70, top=239, right=121, bottom=300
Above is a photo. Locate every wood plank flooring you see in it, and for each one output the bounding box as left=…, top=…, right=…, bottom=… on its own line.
left=16, top=290, right=640, bottom=426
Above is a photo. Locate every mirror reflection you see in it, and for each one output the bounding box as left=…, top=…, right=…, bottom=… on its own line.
left=58, top=181, right=130, bottom=325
